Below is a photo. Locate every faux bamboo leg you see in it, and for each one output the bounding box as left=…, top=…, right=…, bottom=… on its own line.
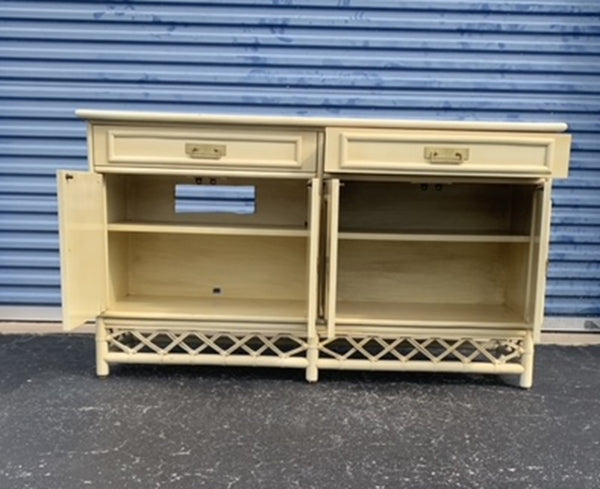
left=95, top=318, right=110, bottom=377
left=519, top=332, right=534, bottom=389
left=306, top=336, right=319, bottom=383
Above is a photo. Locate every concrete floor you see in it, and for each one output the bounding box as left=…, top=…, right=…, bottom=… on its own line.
left=0, top=334, right=598, bottom=489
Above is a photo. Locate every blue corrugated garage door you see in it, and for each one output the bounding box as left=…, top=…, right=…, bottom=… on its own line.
left=0, top=1, right=599, bottom=327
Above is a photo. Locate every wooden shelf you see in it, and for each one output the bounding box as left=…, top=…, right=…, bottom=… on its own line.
left=335, top=301, right=527, bottom=327
left=105, top=295, right=307, bottom=322
left=338, top=231, right=530, bottom=243
left=107, top=221, right=309, bottom=237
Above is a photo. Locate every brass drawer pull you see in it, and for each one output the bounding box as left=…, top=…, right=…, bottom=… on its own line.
left=185, top=143, right=227, bottom=159
left=424, top=147, right=469, bottom=164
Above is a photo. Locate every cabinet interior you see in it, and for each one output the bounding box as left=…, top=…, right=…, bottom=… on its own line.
left=102, top=175, right=540, bottom=327
left=104, top=174, right=311, bottom=321
left=333, top=181, right=539, bottom=327
left=106, top=174, right=309, bottom=230
left=338, top=181, right=534, bottom=236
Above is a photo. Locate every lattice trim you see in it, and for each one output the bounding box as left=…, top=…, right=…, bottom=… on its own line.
left=105, top=326, right=525, bottom=367
left=319, top=336, right=524, bottom=365
left=106, top=328, right=308, bottom=359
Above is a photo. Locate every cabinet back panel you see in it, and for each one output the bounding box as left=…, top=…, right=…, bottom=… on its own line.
left=503, top=242, right=531, bottom=319
left=105, top=176, right=126, bottom=223
left=107, top=233, right=129, bottom=305
left=123, top=234, right=307, bottom=301
left=338, top=241, right=511, bottom=306
left=339, top=182, right=534, bottom=234
left=106, top=175, right=308, bottom=227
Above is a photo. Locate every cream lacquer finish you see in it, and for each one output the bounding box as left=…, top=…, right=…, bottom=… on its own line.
left=76, top=110, right=568, bottom=132
left=57, top=171, right=106, bottom=330
left=325, top=128, right=571, bottom=177
left=58, top=110, right=571, bottom=387
left=93, top=124, right=318, bottom=174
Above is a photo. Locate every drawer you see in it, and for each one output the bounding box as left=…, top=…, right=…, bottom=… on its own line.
left=325, top=128, right=571, bottom=178
left=92, top=125, right=318, bottom=174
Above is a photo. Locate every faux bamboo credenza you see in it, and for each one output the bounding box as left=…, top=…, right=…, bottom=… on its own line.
left=58, top=110, right=571, bottom=387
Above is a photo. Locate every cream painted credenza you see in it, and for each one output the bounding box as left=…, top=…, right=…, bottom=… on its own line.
left=58, top=110, right=571, bottom=387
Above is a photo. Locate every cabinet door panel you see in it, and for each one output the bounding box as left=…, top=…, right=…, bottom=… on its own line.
left=57, top=171, right=106, bottom=330
left=530, top=182, right=552, bottom=342
left=325, top=179, right=340, bottom=338
left=307, top=178, right=321, bottom=338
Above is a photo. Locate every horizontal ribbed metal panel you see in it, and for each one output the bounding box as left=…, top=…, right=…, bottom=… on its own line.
left=1, top=1, right=599, bottom=320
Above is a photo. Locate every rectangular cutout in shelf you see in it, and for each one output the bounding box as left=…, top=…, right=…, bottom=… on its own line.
left=105, top=295, right=307, bottom=322
left=107, top=222, right=309, bottom=237
left=338, top=231, right=530, bottom=243
left=175, top=184, right=255, bottom=214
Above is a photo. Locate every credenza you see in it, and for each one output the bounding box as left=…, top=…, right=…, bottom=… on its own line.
left=58, top=110, right=571, bottom=387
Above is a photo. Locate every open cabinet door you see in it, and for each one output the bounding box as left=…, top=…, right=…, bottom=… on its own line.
left=530, top=181, right=552, bottom=343
left=306, top=178, right=321, bottom=338
left=325, top=179, right=340, bottom=339
left=57, top=171, right=106, bottom=331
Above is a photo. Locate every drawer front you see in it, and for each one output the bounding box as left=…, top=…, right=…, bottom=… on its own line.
left=92, top=125, right=318, bottom=173
left=325, top=128, right=571, bottom=178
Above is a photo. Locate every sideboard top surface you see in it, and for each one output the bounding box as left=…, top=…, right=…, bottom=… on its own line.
left=76, top=110, right=568, bottom=133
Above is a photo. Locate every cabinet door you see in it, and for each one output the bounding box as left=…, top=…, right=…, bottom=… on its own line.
left=325, top=179, right=340, bottom=338
left=530, top=181, right=552, bottom=342
left=57, top=171, right=106, bottom=330
left=307, top=178, right=321, bottom=338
